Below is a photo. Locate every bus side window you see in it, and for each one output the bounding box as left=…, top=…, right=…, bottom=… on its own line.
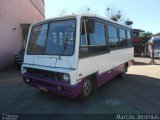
left=108, top=26, right=118, bottom=49
left=127, top=30, right=133, bottom=47
left=119, top=28, right=127, bottom=47
left=89, top=22, right=106, bottom=46
left=80, top=21, right=108, bottom=58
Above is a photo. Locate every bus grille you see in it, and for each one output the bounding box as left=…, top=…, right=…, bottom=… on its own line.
left=26, top=68, right=63, bottom=80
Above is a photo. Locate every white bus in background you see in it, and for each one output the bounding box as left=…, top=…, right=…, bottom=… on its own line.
left=148, top=36, right=160, bottom=58
left=21, top=14, right=134, bottom=100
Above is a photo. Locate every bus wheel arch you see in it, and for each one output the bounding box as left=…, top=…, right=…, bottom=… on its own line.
left=126, top=62, right=128, bottom=72
left=90, top=74, right=98, bottom=93
left=79, top=73, right=97, bottom=100
left=119, top=63, right=127, bottom=78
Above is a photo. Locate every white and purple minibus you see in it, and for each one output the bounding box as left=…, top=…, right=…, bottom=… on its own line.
left=21, top=14, right=133, bottom=100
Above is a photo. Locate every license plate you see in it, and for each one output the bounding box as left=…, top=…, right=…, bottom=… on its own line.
left=39, top=86, right=48, bottom=92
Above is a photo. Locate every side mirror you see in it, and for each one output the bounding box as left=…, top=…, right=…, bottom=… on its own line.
left=87, top=19, right=95, bottom=33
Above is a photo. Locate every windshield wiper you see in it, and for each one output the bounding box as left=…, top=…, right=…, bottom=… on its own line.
left=58, top=34, right=69, bottom=60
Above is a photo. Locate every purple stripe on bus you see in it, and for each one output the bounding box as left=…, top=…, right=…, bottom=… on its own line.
left=97, top=64, right=122, bottom=87
left=22, top=74, right=70, bottom=87
left=22, top=60, right=133, bottom=97
left=22, top=74, right=83, bottom=97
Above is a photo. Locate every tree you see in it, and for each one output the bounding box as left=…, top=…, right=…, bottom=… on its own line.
left=58, top=8, right=68, bottom=16
left=106, top=7, right=122, bottom=22
left=125, top=21, right=133, bottom=26
left=153, top=32, right=160, bottom=36
left=106, top=6, right=133, bottom=26
left=78, top=7, right=92, bottom=14
left=140, top=32, right=153, bottom=43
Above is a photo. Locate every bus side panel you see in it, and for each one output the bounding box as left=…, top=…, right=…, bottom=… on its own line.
left=96, top=63, right=124, bottom=87
left=77, top=47, right=134, bottom=86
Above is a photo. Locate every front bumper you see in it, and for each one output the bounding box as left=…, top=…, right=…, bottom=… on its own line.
left=22, top=74, right=83, bottom=98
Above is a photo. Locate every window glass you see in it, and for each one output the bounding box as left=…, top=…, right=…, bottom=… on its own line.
left=80, top=20, right=108, bottom=58
left=119, top=29, right=126, bottom=38
left=27, top=19, right=76, bottom=56
left=27, top=24, right=48, bottom=54
left=81, top=35, right=87, bottom=45
left=89, top=23, right=106, bottom=45
left=154, top=40, right=160, bottom=49
left=108, top=26, right=118, bottom=48
left=45, top=19, right=75, bottom=55
left=108, top=26, right=118, bottom=38
left=127, top=30, right=133, bottom=47
left=127, top=31, right=131, bottom=39
left=119, top=29, right=127, bottom=47
left=81, top=22, right=106, bottom=46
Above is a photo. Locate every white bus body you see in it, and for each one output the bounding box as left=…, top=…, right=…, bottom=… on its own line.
left=148, top=36, right=160, bottom=58
left=21, top=14, right=133, bottom=99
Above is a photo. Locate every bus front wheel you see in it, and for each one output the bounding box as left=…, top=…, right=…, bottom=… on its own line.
left=79, top=78, right=93, bottom=100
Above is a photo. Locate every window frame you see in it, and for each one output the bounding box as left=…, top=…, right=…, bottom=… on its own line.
left=79, top=17, right=110, bottom=58
left=80, top=20, right=107, bottom=47
left=118, top=28, right=128, bottom=48
left=89, top=22, right=107, bottom=46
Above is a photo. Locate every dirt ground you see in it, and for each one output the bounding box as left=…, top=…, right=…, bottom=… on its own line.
left=134, top=57, right=160, bottom=65
left=129, top=57, right=160, bottom=79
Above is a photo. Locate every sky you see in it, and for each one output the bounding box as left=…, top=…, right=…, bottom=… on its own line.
left=45, top=0, right=160, bottom=34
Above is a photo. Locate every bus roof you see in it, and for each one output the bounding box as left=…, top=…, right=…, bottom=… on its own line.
left=32, top=14, right=131, bottom=29
left=153, top=36, right=160, bottom=41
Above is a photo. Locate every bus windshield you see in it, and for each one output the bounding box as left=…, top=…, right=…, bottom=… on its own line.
left=27, top=19, right=76, bottom=56
left=154, top=39, right=160, bottom=49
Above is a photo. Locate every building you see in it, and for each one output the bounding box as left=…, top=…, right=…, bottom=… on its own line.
left=132, top=29, right=145, bottom=56
left=0, top=0, right=45, bottom=68
left=132, top=29, right=145, bottom=43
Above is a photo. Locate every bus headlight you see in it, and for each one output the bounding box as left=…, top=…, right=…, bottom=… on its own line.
left=63, top=74, right=70, bottom=82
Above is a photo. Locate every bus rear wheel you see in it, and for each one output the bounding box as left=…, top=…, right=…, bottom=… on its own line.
left=119, top=64, right=127, bottom=78
left=79, top=78, right=93, bottom=100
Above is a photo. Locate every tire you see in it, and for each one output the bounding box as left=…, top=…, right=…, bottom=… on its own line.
left=119, top=64, right=127, bottom=78
left=79, top=78, right=93, bottom=101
